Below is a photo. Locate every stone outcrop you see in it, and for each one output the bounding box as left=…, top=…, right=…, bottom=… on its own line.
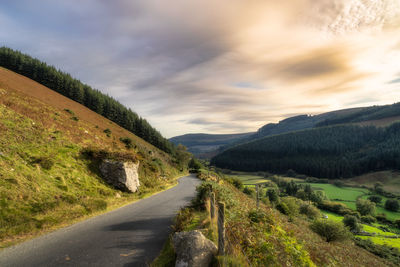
left=172, top=230, right=217, bottom=267
left=99, top=160, right=140, bottom=193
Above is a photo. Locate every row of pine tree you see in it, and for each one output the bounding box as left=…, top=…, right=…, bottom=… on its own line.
left=212, top=123, right=400, bottom=178
left=0, top=47, right=174, bottom=154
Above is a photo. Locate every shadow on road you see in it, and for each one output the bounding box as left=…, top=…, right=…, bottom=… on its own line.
left=105, top=217, right=174, bottom=267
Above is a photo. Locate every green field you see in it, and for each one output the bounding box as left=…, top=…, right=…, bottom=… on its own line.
left=225, top=172, right=270, bottom=187
left=360, top=195, right=400, bottom=221
left=321, top=211, right=400, bottom=249
left=304, top=183, right=400, bottom=220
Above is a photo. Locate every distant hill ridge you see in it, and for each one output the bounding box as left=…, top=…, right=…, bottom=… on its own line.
left=173, top=103, right=400, bottom=158
left=0, top=47, right=174, bottom=154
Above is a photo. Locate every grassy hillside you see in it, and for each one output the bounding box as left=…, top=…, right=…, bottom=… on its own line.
left=212, top=123, right=400, bottom=178
left=170, top=132, right=253, bottom=158
left=0, top=68, right=186, bottom=247
left=155, top=176, right=394, bottom=266
left=0, top=47, right=174, bottom=153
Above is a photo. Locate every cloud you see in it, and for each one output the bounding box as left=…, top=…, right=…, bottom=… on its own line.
left=1, top=0, right=400, bottom=137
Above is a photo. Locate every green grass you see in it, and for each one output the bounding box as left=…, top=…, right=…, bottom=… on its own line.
left=0, top=103, right=182, bottom=247
left=360, top=195, right=400, bottom=221
left=307, top=183, right=369, bottom=201
left=320, top=211, right=400, bottom=250
left=357, top=236, right=400, bottom=249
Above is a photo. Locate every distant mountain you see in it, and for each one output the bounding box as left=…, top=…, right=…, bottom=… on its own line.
left=170, top=133, right=253, bottom=158
left=172, top=103, right=400, bottom=159
left=211, top=103, right=400, bottom=178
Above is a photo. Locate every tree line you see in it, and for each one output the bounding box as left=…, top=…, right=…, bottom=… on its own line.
left=211, top=123, right=400, bottom=178
left=0, top=47, right=174, bottom=154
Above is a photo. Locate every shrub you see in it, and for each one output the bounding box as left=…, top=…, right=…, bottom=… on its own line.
left=299, top=204, right=320, bottom=219
left=395, top=219, right=400, bottom=229
left=385, top=199, right=399, bottom=212
left=310, top=219, right=351, bottom=242
left=103, top=128, right=112, bottom=137
left=243, top=187, right=255, bottom=196
left=367, top=195, right=382, bottom=204
left=64, top=108, right=75, bottom=115
left=356, top=199, right=376, bottom=216
left=361, top=215, right=377, bottom=224
left=229, top=178, right=243, bottom=190
left=285, top=169, right=297, bottom=177
left=342, top=215, right=362, bottom=233
left=280, top=197, right=300, bottom=217
left=354, top=237, right=400, bottom=265
left=119, top=137, right=134, bottom=149
left=276, top=202, right=290, bottom=215
left=334, top=181, right=345, bottom=187
left=266, top=188, right=279, bottom=203
left=71, top=116, right=79, bottom=121
left=188, top=158, right=203, bottom=172
left=248, top=209, right=273, bottom=224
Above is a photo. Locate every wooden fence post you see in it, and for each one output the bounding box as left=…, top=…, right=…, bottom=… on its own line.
left=218, top=202, right=225, bottom=256
left=210, top=192, right=215, bottom=220
left=256, top=184, right=260, bottom=209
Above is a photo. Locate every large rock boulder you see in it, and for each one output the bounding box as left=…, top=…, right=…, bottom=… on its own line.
left=172, top=230, right=217, bottom=267
left=99, top=160, right=140, bottom=193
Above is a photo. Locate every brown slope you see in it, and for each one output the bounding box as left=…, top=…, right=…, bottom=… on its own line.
left=0, top=67, right=168, bottom=160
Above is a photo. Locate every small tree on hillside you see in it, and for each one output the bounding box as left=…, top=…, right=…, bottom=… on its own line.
left=188, top=158, right=202, bottom=172
left=367, top=195, right=382, bottom=204
left=385, top=199, right=400, bottom=212
left=266, top=188, right=279, bottom=204
left=356, top=199, right=376, bottom=216
left=343, top=215, right=362, bottom=233
left=310, top=219, right=351, bottom=242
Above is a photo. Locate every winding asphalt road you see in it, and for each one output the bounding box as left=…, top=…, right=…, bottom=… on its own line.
left=0, top=174, right=200, bottom=267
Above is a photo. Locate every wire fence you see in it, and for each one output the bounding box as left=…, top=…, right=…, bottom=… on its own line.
left=210, top=191, right=253, bottom=267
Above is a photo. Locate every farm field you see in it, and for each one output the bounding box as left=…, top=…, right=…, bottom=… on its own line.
left=303, top=183, right=400, bottom=220
left=321, top=211, right=400, bottom=249
left=360, top=195, right=400, bottom=221
left=225, top=172, right=269, bottom=186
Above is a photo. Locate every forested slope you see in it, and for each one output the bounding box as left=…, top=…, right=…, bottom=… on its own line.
left=0, top=47, right=174, bottom=154
left=211, top=123, right=400, bottom=178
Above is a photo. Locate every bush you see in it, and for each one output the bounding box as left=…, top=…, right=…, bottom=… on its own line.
left=266, top=188, right=279, bottom=204
left=385, top=199, right=400, bottom=212
left=356, top=199, right=376, bottom=216
left=299, top=204, right=320, bottom=219
left=285, top=169, right=297, bottom=177
left=71, top=116, right=79, bottom=121
left=188, top=158, right=203, bottom=172
left=248, top=209, right=273, bottom=224
left=280, top=197, right=300, bottom=217
left=243, top=187, right=255, bottom=196
left=229, top=178, right=243, bottom=190
left=395, top=219, right=400, bottom=229
left=334, top=181, right=345, bottom=187
left=103, top=128, right=112, bottom=137
left=119, top=137, right=134, bottom=149
left=361, top=215, right=377, bottom=224
left=342, top=215, right=362, bottom=233
left=354, top=237, right=400, bottom=265
left=310, top=219, right=351, bottom=242
left=276, top=202, right=290, bottom=215
left=367, top=195, right=382, bottom=204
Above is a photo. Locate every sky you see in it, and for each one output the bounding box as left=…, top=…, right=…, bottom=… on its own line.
left=1, top=0, right=400, bottom=137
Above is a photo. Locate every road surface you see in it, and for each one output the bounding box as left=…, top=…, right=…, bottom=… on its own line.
left=0, top=174, right=200, bottom=267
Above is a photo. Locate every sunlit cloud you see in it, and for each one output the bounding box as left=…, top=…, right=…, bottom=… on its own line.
left=1, top=0, right=400, bottom=137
